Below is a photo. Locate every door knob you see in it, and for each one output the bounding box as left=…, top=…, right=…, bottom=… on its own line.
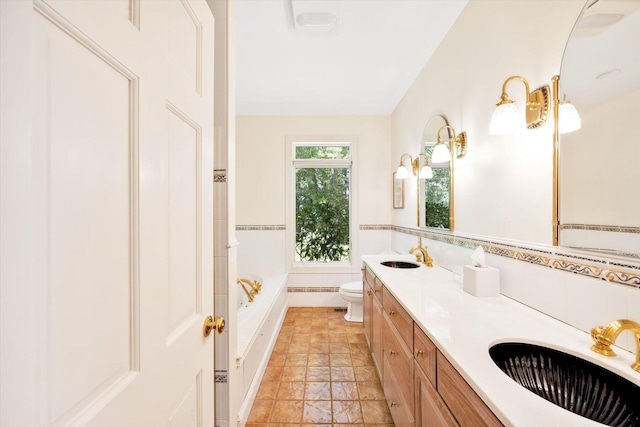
left=203, top=315, right=225, bottom=337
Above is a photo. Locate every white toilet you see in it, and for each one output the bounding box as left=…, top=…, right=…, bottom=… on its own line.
left=338, top=281, right=363, bottom=322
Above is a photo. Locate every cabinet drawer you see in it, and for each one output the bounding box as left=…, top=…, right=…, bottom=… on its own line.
left=414, top=324, right=437, bottom=386
left=415, top=362, right=459, bottom=427
left=437, top=351, right=503, bottom=427
left=365, top=265, right=376, bottom=288
left=384, top=355, right=415, bottom=427
left=383, top=287, right=413, bottom=348
left=383, top=311, right=414, bottom=412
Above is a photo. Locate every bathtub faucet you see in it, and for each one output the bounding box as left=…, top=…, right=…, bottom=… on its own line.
left=238, top=278, right=261, bottom=293
left=237, top=279, right=257, bottom=302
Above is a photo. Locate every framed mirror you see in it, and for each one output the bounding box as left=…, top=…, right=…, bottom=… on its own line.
left=418, top=115, right=454, bottom=230
left=557, top=0, right=640, bottom=258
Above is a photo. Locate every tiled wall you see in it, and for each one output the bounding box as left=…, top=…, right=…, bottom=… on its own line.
left=390, top=225, right=640, bottom=354
left=235, top=222, right=640, bottom=353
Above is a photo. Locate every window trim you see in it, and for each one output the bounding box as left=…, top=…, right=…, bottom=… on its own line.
left=285, top=135, right=359, bottom=273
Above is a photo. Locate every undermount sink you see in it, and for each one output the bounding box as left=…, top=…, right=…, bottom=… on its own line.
left=380, top=261, right=420, bottom=269
left=489, top=342, right=640, bottom=427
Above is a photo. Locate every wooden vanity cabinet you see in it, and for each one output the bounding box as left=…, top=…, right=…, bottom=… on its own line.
left=363, top=269, right=373, bottom=347
left=363, top=265, right=503, bottom=427
left=364, top=265, right=384, bottom=378
left=437, top=351, right=503, bottom=427
left=415, top=362, right=459, bottom=427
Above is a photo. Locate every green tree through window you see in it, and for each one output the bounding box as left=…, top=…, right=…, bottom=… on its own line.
left=294, top=144, right=351, bottom=262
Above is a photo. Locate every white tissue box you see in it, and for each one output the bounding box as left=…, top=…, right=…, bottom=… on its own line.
left=463, top=265, right=500, bottom=297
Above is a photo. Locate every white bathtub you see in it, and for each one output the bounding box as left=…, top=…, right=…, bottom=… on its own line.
left=236, top=273, right=288, bottom=426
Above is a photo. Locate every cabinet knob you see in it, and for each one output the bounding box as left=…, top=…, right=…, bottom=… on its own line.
left=389, top=310, right=396, bottom=315
left=367, top=290, right=373, bottom=296
left=389, top=350, right=396, bottom=356
left=416, top=350, right=424, bottom=356
left=390, top=402, right=398, bottom=407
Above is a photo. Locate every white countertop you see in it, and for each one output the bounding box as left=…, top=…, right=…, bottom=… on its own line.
left=362, top=255, right=640, bottom=427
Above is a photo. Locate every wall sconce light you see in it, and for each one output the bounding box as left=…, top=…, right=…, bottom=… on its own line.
left=431, top=125, right=467, bottom=164
left=489, top=76, right=551, bottom=134
left=558, top=94, right=581, bottom=134
left=396, top=153, right=432, bottom=179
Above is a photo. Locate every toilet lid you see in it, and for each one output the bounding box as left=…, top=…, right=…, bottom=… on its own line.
left=341, top=281, right=363, bottom=294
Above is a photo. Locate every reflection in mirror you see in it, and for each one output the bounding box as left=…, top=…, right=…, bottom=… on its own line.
left=559, top=0, right=640, bottom=258
left=418, top=115, right=452, bottom=230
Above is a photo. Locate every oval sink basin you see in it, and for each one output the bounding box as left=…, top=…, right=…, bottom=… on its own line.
left=489, top=342, right=640, bottom=426
left=380, top=261, right=420, bottom=269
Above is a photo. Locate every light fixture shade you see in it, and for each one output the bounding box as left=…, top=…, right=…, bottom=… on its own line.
left=431, top=144, right=451, bottom=164
left=558, top=102, right=581, bottom=134
left=489, top=103, right=525, bottom=135
left=419, top=165, right=433, bottom=179
left=395, top=165, right=409, bottom=179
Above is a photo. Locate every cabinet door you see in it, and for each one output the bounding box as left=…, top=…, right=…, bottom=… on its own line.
left=372, top=293, right=384, bottom=378
left=415, top=363, right=459, bottom=427
left=437, top=351, right=504, bottom=427
left=363, top=278, right=373, bottom=347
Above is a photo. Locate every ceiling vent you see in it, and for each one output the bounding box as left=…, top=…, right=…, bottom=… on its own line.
left=290, top=0, right=341, bottom=34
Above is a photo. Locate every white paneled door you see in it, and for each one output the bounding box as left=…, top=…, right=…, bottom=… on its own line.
left=0, top=1, right=215, bottom=426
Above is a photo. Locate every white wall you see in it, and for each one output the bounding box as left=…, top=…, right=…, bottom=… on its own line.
left=391, top=0, right=585, bottom=243
left=236, top=115, right=391, bottom=225
left=389, top=0, right=640, bottom=354
left=235, top=116, right=393, bottom=295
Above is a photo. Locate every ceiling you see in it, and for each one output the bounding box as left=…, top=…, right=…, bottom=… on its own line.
left=235, top=0, right=468, bottom=116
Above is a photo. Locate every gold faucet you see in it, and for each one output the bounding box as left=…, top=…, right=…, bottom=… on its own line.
left=239, top=278, right=261, bottom=294
left=410, top=246, right=433, bottom=267
left=237, top=279, right=257, bottom=302
left=590, top=319, right=640, bottom=373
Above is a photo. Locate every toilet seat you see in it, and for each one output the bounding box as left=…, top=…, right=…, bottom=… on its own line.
left=340, top=281, right=362, bottom=294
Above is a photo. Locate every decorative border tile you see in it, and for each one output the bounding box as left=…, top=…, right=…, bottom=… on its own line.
left=236, top=225, right=286, bottom=231
left=288, top=287, right=339, bottom=293
left=214, top=169, right=227, bottom=183
left=214, top=369, right=228, bottom=383
left=390, top=224, right=640, bottom=289
left=561, top=224, right=640, bottom=234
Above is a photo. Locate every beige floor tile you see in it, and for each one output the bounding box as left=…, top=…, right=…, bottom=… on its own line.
left=330, top=353, right=352, bottom=367
left=331, top=367, right=356, bottom=382
left=255, top=381, right=279, bottom=400
left=281, top=366, right=307, bottom=382
left=329, top=333, right=349, bottom=343
left=284, top=353, right=308, bottom=366
left=309, top=342, right=329, bottom=353
left=360, top=401, right=393, bottom=424
left=276, top=382, right=305, bottom=400
left=288, top=342, right=310, bottom=353
left=268, top=352, right=286, bottom=367
left=306, top=367, right=331, bottom=382
left=332, top=401, right=363, bottom=423
left=351, top=351, right=374, bottom=367
left=270, top=400, right=303, bottom=423
left=302, top=400, right=332, bottom=423
left=354, top=366, right=378, bottom=382
left=331, top=382, right=359, bottom=400
left=290, top=334, right=311, bottom=343
left=357, top=381, right=385, bottom=400
left=329, top=342, right=351, bottom=353
left=309, top=334, right=329, bottom=343
left=307, top=354, right=330, bottom=367
left=247, top=400, right=273, bottom=423
left=263, top=366, right=283, bottom=382
left=304, top=382, right=331, bottom=400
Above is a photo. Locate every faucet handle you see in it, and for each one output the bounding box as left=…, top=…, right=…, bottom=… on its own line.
left=590, top=325, right=616, bottom=356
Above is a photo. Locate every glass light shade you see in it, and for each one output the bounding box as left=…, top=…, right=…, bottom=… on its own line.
left=558, top=102, right=581, bottom=134
left=431, top=143, right=451, bottom=164
left=419, top=165, right=433, bottom=179
left=489, top=102, right=525, bottom=135
left=395, top=165, right=409, bottom=179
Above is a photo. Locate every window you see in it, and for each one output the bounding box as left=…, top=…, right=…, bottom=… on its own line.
left=289, top=141, right=354, bottom=267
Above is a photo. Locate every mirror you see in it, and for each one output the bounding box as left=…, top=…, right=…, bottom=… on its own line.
left=418, top=115, right=453, bottom=231
left=558, top=0, right=640, bottom=258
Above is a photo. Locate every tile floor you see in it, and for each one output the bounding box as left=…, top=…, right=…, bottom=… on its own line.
left=246, top=307, right=394, bottom=426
